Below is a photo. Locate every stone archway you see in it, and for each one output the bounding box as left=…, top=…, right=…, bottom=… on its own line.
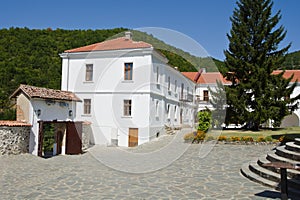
left=280, top=113, right=300, bottom=127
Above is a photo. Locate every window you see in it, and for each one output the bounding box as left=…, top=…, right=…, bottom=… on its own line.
left=175, top=80, right=177, bottom=92
left=181, top=83, right=184, bottom=98
left=156, top=66, right=159, bottom=83
left=124, top=100, right=132, bottom=116
left=168, top=76, right=171, bottom=91
left=155, top=100, right=159, bottom=117
left=203, top=90, right=209, bottom=101
left=174, top=106, right=177, bottom=120
left=167, top=104, right=171, bottom=119
left=85, top=64, right=93, bottom=81
left=83, top=99, right=91, bottom=115
left=124, top=63, right=133, bottom=80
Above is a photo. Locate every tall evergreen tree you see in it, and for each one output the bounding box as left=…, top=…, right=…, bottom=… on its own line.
left=223, top=0, right=300, bottom=130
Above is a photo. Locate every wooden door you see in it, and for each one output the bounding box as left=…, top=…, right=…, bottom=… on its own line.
left=56, top=131, right=63, bottom=155
left=128, top=128, right=138, bottom=147
left=38, top=121, right=44, bottom=157
left=66, top=122, right=82, bottom=154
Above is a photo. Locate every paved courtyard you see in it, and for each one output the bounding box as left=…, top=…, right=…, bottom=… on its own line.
left=0, top=129, right=283, bottom=199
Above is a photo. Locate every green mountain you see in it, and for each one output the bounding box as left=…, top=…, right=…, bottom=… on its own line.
left=282, top=50, right=300, bottom=69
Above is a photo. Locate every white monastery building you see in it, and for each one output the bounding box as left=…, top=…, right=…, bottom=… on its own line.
left=60, top=32, right=196, bottom=147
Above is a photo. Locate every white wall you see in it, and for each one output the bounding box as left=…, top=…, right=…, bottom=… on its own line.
left=61, top=48, right=196, bottom=147
left=25, top=97, right=76, bottom=155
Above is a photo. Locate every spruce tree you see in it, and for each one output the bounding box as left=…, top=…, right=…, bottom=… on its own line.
left=223, top=0, right=300, bottom=130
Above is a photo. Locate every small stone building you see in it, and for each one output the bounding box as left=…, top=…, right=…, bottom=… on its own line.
left=9, top=84, right=87, bottom=157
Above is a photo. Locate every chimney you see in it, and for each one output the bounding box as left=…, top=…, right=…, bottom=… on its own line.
left=125, top=31, right=132, bottom=40
left=174, top=66, right=178, bottom=71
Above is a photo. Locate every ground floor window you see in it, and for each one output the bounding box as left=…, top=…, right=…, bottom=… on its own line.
left=83, top=99, right=91, bottom=114
left=124, top=99, right=132, bottom=116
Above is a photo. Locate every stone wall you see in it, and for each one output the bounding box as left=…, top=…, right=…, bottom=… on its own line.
left=82, top=123, right=92, bottom=151
left=0, top=126, right=30, bottom=155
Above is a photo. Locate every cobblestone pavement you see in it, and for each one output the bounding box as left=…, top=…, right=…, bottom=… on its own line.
left=0, top=129, right=283, bottom=199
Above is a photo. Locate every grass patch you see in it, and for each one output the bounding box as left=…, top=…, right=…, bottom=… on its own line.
left=207, top=126, right=300, bottom=142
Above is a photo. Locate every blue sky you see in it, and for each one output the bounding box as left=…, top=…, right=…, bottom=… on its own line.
left=0, top=0, right=299, bottom=60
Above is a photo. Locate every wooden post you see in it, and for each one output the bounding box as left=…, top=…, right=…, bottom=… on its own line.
left=280, top=168, right=288, bottom=200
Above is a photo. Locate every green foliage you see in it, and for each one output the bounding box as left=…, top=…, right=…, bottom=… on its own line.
left=223, top=0, right=299, bottom=130
left=198, top=110, right=212, bottom=132
left=282, top=50, right=300, bottom=69
left=43, top=123, right=55, bottom=152
left=208, top=80, right=227, bottom=128
left=0, top=108, right=16, bottom=120
left=158, top=49, right=196, bottom=72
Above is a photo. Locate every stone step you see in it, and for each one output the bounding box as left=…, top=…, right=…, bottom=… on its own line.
left=249, top=161, right=280, bottom=182
left=275, top=145, right=300, bottom=162
left=285, top=142, right=300, bottom=153
left=267, top=152, right=299, bottom=165
left=257, top=155, right=300, bottom=179
left=247, top=161, right=300, bottom=191
left=241, top=163, right=279, bottom=189
left=295, top=138, right=300, bottom=146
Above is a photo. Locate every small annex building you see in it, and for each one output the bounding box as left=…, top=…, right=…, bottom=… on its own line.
left=10, top=84, right=83, bottom=157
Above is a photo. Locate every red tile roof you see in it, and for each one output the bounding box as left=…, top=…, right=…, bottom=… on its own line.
left=65, top=37, right=152, bottom=53
left=0, top=120, right=31, bottom=127
left=183, top=70, right=300, bottom=85
left=182, top=72, right=231, bottom=84
left=10, top=85, right=81, bottom=102
left=272, top=70, right=300, bottom=83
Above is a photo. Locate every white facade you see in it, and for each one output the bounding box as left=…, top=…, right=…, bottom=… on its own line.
left=16, top=93, right=76, bottom=155
left=60, top=46, right=196, bottom=147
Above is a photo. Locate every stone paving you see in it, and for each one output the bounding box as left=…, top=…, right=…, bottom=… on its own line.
left=0, top=129, right=284, bottom=199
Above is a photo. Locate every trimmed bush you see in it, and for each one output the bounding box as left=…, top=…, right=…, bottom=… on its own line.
left=218, top=135, right=227, bottom=141
left=256, top=136, right=266, bottom=142
left=241, top=136, right=254, bottom=142
left=184, top=132, right=195, bottom=142
left=230, top=136, right=240, bottom=142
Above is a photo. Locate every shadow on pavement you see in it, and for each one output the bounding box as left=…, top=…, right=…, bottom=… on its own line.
left=255, top=190, right=298, bottom=200
left=255, top=190, right=281, bottom=199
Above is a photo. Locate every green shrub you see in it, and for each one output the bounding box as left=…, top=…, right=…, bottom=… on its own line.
left=198, top=110, right=212, bottom=133
left=218, top=135, right=227, bottom=141
left=194, top=130, right=206, bottom=142
left=230, top=136, right=240, bottom=142
left=256, top=136, right=266, bottom=142
left=265, top=136, right=273, bottom=142
left=241, top=136, right=254, bottom=142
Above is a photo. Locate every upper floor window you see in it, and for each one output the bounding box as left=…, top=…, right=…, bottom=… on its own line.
left=174, top=80, right=177, bottom=93
left=85, top=64, right=93, bottom=81
left=156, top=66, right=159, bottom=83
left=124, top=99, right=132, bottom=116
left=168, top=76, right=171, bottom=91
left=124, top=63, right=133, bottom=80
left=203, top=90, right=209, bottom=101
left=83, top=99, right=91, bottom=115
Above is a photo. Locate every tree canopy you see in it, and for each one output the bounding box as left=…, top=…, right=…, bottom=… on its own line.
left=223, top=0, right=300, bottom=130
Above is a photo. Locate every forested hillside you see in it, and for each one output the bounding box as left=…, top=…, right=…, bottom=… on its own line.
left=0, top=27, right=127, bottom=119
left=282, top=50, right=300, bottom=69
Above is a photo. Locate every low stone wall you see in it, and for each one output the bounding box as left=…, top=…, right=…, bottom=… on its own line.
left=82, top=123, right=92, bottom=151
left=0, top=126, right=30, bottom=155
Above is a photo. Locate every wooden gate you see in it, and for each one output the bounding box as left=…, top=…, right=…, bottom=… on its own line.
left=66, top=122, right=82, bottom=154
left=128, top=128, right=138, bottom=147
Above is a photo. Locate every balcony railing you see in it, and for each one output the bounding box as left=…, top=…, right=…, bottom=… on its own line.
left=179, top=93, right=193, bottom=102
